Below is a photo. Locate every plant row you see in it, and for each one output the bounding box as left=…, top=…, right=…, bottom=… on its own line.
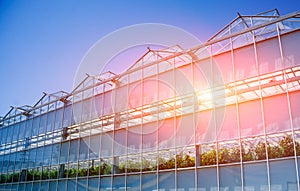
left=1, top=135, right=299, bottom=183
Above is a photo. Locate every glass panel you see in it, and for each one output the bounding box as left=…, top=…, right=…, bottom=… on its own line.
left=270, top=159, right=297, bottom=191
left=58, top=180, right=67, bottom=190
left=67, top=179, right=76, bottom=191
left=176, top=64, right=194, bottom=94
left=289, top=91, right=300, bottom=130
left=40, top=182, right=49, bottom=191
left=79, top=137, right=90, bottom=161
left=158, top=171, right=175, bottom=190
left=114, top=129, right=126, bottom=156
left=49, top=180, right=57, bottom=191
left=100, top=176, right=111, bottom=190
left=115, top=84, right=128, bottom=112
left=239, top=99, right=264, bottom=138
left=60, top=142, right=69, bottom=164
left=28, top=148, right=36, bottom=168
left=214, top=51, right=234, bottom=84
left=101, top=133, right=113, bottom=157
left=12, top=123, right=19, bottom=142
left=158, top=118, right=174, bottom=149
left=127, top=174, right=140, bottom=191
left=158, top=70, right=174, bottom=101
left=281, top=30, right=300, bottom=68
left=219, top=165, right=242, bottom=191
left=128, top=81, right=142, bottom=109
left=94, top=94, right=103, bottom=118
left=113, top=175, right=125, bottom=190
left=142, top=121, right=157, bottom=152
left=264, top=93, right=290, bottom=134
left=6, top=125, right=13, bottom=143
left=78, top=178, right=87, bottom=191
left=25, top=119, right=33, bottom=138
left=51, top=144, right=60, bottom=165
left=26, top=182, right=33, bottom=191
left=176, top=114, right=194, bottom=147
left=63, top=105, right=73, bottom=127
left=32, top=117, right=40, bottom=137
left=32, top=182, right=40, bottom=191
left=143, top=77, right=158, bottom=105
left=128, top=125, right=141, bottom=154
left=197, top=167, right=218, bottom=190
left=18, top=121, right=26, bottom=140
left=177, top=169, right=195, bottom=190
left=39, top=114, right=47, bottom=135
left=1, top=127, right=7, bottom=144
left=142, top=173, right=157, bottom=191
left=257, top=37, right=281, bottom=74
left=69, top=140, right=79, bottom=162
left=234, top=44, right=257, bottom=81
left=216, top=104, right=238, bottom=141
left=103, top=90, right=113, bottom=115
left=43, top=145, right=52, bottom=166
left=89, top=135, right=100, bottom=160
left=88, top=177, right=99, bottom=191
left=243, top=162, right=268, bottom=191
left=73, top=101, right=82, bottom=124
left=194, top=58, right=211, bottom=91
left=82, top=98, right=91, bottom=122
left=47, top=111, right=55, bottom=132
left=196, top=109, right=215, bottom=143
left=54, top=108, right=63, bottom=130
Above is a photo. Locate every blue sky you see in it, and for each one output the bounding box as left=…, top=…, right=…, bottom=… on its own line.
left=0, top=0, right=299, bottom=116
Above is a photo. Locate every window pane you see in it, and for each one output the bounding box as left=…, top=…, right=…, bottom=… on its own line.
left=220, top=165, right=242, bottom=191
left=89, top=135, right=100, bottom=160
left=82, top=98, right=91, bottom=122
left=58, top=180, right=67, bottom=190
left=216, top=104, right=238, bottom=141
left=67, top=179, right=76, bottom=191
left=103, top=91, right=113, bottom=115
left=60, top=142, right=69, bottom=164
left=69, top=140, right=78, bottom=162
left=234, top=44, right=257, bottom=81
left=264, top=93, right=290, bottom=134
left=79, top=137, right=90, bottom=161
left=46, top=111, right=55, bottom=132
left=197, top=167, right=218, bottom=190
left=43, top=145, right=52, bottom=166
left=54, top=108, right=63, bottom=130
left=270, top=159, right=297, bottom=191
left=128, top=125, right=141, bottom=154
left=100, top=176, right=111, bottom=190
left=115, top=84, right=128, bottom=112
left=143, top=78, right=158, bottom=105
left=214, top=51, right=234, bottom=84
left=196, top=109, right=215, bottom=143
left=257, top=37, right=281, bottom=74
left=177, top=169, right=195, bottom=190
left=194, top=58, right=211, bottom=91
left=239, top=99, right=263, bottom=137
left=176, top=64, right=194, bottom=94
left=158, top=118, right=174, bottom=149
left=114, top=129, right=126, bottom=156
left=63, top=105, right=73, bottom=127
left=158, top=70, right=174, bottom=101
left=88, top=177, right=99, bottom=191
left=158, top=171, right=175, bottom=190
left=142, top=173, right=157, bottom=191
left=142, top=121, right=157, bottom=152
left=101, top=133, right=113, bottom=157
left=127, top=174, right=140, bottom=191
left=39, top=114, right=47, bottom=135
left=113, top=175, right=125, bottom=190
left=243, top=162, right=268, bottom=191
left=176, top=114, right=194, bottom=147
left=289, top=91, right=300, bottom=130
left=281, top=30, right=300, bottom=68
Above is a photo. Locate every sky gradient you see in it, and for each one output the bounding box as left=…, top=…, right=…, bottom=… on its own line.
left=0, top=0, right=299, bottom=116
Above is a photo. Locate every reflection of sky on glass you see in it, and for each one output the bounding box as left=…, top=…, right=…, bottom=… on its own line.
left=0, top=0, right=299, bottom=116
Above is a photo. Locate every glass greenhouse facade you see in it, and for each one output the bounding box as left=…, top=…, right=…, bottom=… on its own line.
left=1, top=9, right=300, bottom=191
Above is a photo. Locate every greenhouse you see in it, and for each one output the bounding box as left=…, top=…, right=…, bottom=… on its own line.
left=1, top=9, right=300, bottom=191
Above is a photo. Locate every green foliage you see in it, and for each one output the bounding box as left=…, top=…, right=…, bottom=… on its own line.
left=50, top=168, right=58, bottom=179
left=201, top=150, right=217, bottom=165
left=279, top=135, right=295, bottom=157
left=158, top=157, right=175, bottom=170
left=176, top=154, right=195, bottom=168
left=67, top=168, right=77, bottom=178
left=100, top=163, right=112, bottom=175
left=77, top=168, right=87, bottom=177
left=254, top=142, right=266, bottom=160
